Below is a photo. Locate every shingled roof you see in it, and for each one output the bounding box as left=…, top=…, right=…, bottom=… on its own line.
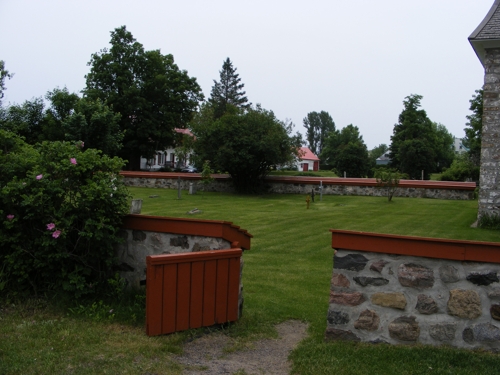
left=470, top=0, right=500, bottom=65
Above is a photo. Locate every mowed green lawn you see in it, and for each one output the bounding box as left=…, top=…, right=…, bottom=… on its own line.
left=130, top=187, right=500, bottom=375
left=3, top=187, right=500, bottom=375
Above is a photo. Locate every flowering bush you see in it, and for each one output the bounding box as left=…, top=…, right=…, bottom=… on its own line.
left=0, top=130, right=129, bottom=298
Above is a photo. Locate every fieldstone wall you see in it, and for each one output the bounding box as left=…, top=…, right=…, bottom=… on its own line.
left=268, top=183, right=472, bottom=200
left=115, top=229, right=232, bottom=288
left=478, top=48, right=500, bottom=220
left=123, top=177, right=473, bottom=200
left=326, top=249, right=500, bottom=350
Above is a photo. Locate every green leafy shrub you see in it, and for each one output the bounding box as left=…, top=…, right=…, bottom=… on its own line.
left=440, top=153, right=479, bottom=182
left=374, top=168, right=407, bottom=201
left=0, top=130, right=129, bottom=298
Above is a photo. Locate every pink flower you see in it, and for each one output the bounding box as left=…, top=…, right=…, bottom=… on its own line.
left=70, top=158, right=77, bottom=165
left=52, top=230, right=61, bottom=239
left=7, top=214, right=14, bottom=220
left=46, top=223, right=56, bottom=230
left=36, top=174, right=43, bottom=180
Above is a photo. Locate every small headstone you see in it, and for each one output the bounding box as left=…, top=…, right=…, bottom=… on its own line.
left=130, top=199, right=143, bottom=214
left=149, top=195, right=159, bottom=198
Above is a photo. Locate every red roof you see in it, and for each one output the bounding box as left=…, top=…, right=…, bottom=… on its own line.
left=299, top=147, right=320, bottom=161
left=174, top=128, right=194, bottom=137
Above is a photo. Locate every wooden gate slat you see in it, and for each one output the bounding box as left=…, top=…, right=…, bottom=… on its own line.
left=190, top=261, right=205, bottom=329
left=162, top=263, right=177, bottom=334
left=215, top=258, right=229, bottom=323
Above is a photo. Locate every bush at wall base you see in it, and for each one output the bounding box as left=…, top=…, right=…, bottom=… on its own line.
left=0, top=130, right=130, bottom=299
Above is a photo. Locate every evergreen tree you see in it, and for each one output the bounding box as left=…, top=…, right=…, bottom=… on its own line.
left=389, top=94, right=437, bottom=180
left=303, top=110, right=335, bottom=155
left=208, top=58, right=250, bottom=119
left=463, top=89, right=483, bottom=167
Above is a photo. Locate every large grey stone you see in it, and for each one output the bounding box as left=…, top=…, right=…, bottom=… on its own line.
left=334, top=253, right=369, bottom=271
left=416, top=294, right=438, bottom=315
left=447, top=289, right=482, bottom=319
left=353, top=276, right=389, bottom=287
left=439, top=265, right=460, bottom=284
left=325, top=328, right=360, bottom=342
left=354, top=309, right=380, bottom=331
left=429, top=323, right=457, bottom=341
left=388, top=316, right=420, bottom=342
left=463, top=323, right=500, bottom=344
left=327, top=310, right=350, bottom=325
left=398, top=263, right=434, bottom=289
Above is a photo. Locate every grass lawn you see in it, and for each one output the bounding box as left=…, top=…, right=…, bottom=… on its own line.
left=2, top=187, right=500, bottom=374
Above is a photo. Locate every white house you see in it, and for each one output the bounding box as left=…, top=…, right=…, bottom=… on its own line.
left=296, top=147, right=320, bottom=171
left=140, top=128, right=194, bottom=171
left=453, top=137, right=468, bottom=154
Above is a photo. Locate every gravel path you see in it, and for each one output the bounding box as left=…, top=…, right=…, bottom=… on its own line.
left=175, top=320, right=308, bottom=375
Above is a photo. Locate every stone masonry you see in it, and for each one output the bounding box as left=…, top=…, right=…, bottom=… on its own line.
left=478, top=48, right=500, bottom=221
left=123, top=177, right=474, bottom=200
left=115, top=229, right=232, bottom=288
left=326, top=249, right=500, bottom=350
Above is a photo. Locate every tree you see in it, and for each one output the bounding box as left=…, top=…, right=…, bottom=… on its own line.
left=321, top=124, right=371, bottom=177
left=0, top=60, right=13, bottom=106
left=0, top=97, right=46, bottom=144
left=43, top=87, right=81, bottom=141
left=303, top=111, right=335, bottom=155
left=208, top=58, right=250, bottom=119
left=375, top=168, right=405, bottom=202
left=84, top=26, right=203, bottom=170
left=389, top=94, right=437, bottom=180
left=63, top=97, right=123, bottom=155
left=192, top=104, right=302, bottom=192
left=463, top=89, right=483, bottom=167
left=432, top=122, right=455, bottom=172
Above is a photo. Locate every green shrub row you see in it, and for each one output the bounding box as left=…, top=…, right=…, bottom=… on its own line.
left=0, top=130, right=130, bottom=299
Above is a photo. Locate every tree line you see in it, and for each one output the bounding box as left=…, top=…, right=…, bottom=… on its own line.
left=304, top=92, right=481, bottom=181
left=1, top=25, right=483, bottom=193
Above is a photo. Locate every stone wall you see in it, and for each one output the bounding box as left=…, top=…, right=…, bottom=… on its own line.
left=478, top=48, right=500, bottom=220
left=116, top=228, right=232, bottom=289
left=327, top=249, right=500, bottom=350
left=123, top=176, right=474, bottom=200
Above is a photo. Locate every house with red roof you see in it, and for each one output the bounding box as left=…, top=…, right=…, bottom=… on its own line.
left=296, top=147, right=320, bottom=172
left=140, top=128, right=195, bottom=171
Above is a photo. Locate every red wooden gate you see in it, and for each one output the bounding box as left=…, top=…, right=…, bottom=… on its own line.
left=146, top=248, right=242, bottom=336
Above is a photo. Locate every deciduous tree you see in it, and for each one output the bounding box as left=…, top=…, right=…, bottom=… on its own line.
left=192, top=105, right=302, bottom=192
left=321, top=124, right=371, bottom=177
left=303, top=111, right=335, bottom=156
left=0, top=60, right=13, bottom=106
left=84, top=26, right=203, bottom=169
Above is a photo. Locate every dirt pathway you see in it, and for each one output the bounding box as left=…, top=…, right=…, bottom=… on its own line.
left=175, top=320, right=308, bottom=375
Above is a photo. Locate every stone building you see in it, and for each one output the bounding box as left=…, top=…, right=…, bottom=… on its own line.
left=469, top=0, right=500, bottom=222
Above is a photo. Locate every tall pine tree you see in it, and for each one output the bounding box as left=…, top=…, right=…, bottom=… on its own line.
left=208, top=58, right=250, bottom=119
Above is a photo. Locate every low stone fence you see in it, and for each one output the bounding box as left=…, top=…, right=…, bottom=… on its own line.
left=116, top=214, right=252, bottom=290
left=120, top=172, right=476, bottom=200
left=327, top=230, right=500, bottom=350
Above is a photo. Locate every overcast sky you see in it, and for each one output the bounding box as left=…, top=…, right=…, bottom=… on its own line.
left=0, top=0, right=494, bottom=149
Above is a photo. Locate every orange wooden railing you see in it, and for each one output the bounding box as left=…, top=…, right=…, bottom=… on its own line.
left=122, top=214, right=252, bottom=250
left=146, top=249, right=242, bottom=336
left=330, top=229, right=500, bottom=263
